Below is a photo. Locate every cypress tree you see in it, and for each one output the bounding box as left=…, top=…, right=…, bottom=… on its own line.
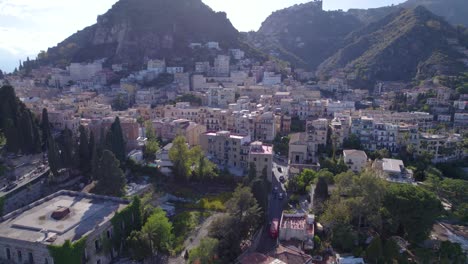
left=0, top=85, right=41, bottom=154
left=105, top=117, right=126, bottom=163
left=78, top=125, right=90, bottom=172
left=47, top=135, right=61, bottom=177
left=314, top=176, right=329, bottom=201
left=41, top=108, right=51, bottom=150
left=59, top=127, right=74, bottom=168
left=88, top=131, right=95, bottom=160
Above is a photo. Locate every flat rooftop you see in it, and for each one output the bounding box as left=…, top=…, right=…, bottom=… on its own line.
left=0, top=191, right=128, bottom=245
left=382, top=158, right=404, bottom=173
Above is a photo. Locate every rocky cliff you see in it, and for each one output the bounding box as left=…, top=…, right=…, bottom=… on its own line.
left=38, top=0, right=241, bottom=69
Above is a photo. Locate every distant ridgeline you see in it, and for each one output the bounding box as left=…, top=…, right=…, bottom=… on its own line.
left=247, top=1, right=468, bottom=88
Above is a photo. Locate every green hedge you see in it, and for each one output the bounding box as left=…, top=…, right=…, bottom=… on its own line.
left=110, top=196, right=142, bottom=254
left=48, top=237, right=87, bottom=264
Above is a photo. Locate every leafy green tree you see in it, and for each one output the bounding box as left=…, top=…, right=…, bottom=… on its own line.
left=127, top=230, right=152, bottom=261
left=226, top=186, right=261, bottom=238
left=94, top=150, right=126, bottom=197
left=209, top=215, right=241, bottom=261
left=343, top=134, right=362, bottom=150
left=141, top=208, right=174, bottom=254
left=383, top=184, right=442, bottom=243
left=105, top=117, right=126, bottom=163
left=111, top=94, right=129, bottom=111
left=273, top=134, right=290, bottom=156
left=366, top=236, right=383, bottom=263
left=196, top=154, right=217, bottom=180
left=188, top=237, right=220, bottom=264
left=144, top=139, right=160, bottom=161
left=438, top=241, right=467, bottom=264
left=78, top=125, right=90, bottom=169
left=383, top=239, right=400, bottom=263
left=169, top=136, right=191, bottom=180
left=0, top=131, right=5, bottom=148
left=145, top=121, right=156, bottom=140
left=210, top=186, right=261, bottom=262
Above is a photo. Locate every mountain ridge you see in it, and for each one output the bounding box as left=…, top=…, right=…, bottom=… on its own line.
left=37, top=0, right=243, bottom=69
left=317, top=6, right=467, bottom=87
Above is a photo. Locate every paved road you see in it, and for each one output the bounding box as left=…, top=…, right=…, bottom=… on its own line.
left=0, top=165, right=49, bottom=196
left=257, top=162, right=289, bottom=253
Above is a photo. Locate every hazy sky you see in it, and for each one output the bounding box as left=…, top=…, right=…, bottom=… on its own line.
left=0, top=0, right=405, bottom=72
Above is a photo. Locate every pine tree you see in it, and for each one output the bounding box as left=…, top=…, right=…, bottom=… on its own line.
left=94, top=150, right=126, bottom=197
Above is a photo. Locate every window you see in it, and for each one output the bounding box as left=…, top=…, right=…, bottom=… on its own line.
left=95, top=239, right=100, bottom=252
left=18, top=250, right=22, bottom=262
left=265, top=158, right=268, bottom=162
left=107, top=230, right=111, bottom=239
left=45, top=258, right=49, bottom=264
left=97, top=260, right=101, bottom=264
left=253, top=158, right=257, bottom=162
left=28, top=252, right=34, bottom=264
left=6, top=248, right=10, bottom=260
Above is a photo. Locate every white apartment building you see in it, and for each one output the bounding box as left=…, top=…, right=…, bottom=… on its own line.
left=166, top=67, right=184, bottom=74
left=263, top=72, right=282, bottom=86
left=69, top=61, right=102, bottom=81
left=147, top=59, right=166, bottom=73
left=214, top=55, right=230, bottom=77
left=418, top=133, right=465, bottom=163
left=207, top=87, right=236, bottom=108
left=229, top=49, right=245, bottom=60
left=343, top=149, right=368, bottom=173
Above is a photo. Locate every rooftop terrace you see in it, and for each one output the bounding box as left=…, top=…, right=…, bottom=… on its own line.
left=0, top=191, right=128, bottom=246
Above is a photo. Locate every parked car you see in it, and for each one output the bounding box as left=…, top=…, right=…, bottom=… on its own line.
left=5, top=183, right=17, bottom=191
left=278, top=192, right=284, bottom=200
left=277, top=167, right=283, bottom=173
left=270, top=218, right=279, bottom=238
left=279, top=176, right=285, bottom=183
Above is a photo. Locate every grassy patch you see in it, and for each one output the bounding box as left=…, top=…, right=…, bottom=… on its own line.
left=183, top=192, right=233, bottom=212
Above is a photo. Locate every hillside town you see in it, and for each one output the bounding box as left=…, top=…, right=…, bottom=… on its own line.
left=0, top=0, right=468, bottom=263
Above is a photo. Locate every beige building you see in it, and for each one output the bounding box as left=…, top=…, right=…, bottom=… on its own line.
left=279, top=213, right=315, bottom=250
left=152, top=119, right=206, bottom=146
left=289, top=133, right=308, bottom=165
left=307, top=119, right=328, bottom=163
left=343, top=149, right=368, bottom=173
left=248, top=141, right=273, bottom=182
left=200, top=131, right=251, bottom=171
left=254, top=112, right=276, bottom=142
left=0, top=190, right=130, bottom=264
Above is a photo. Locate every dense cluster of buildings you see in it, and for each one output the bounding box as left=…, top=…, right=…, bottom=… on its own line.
left=2, top=33, right=468, bottom=264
